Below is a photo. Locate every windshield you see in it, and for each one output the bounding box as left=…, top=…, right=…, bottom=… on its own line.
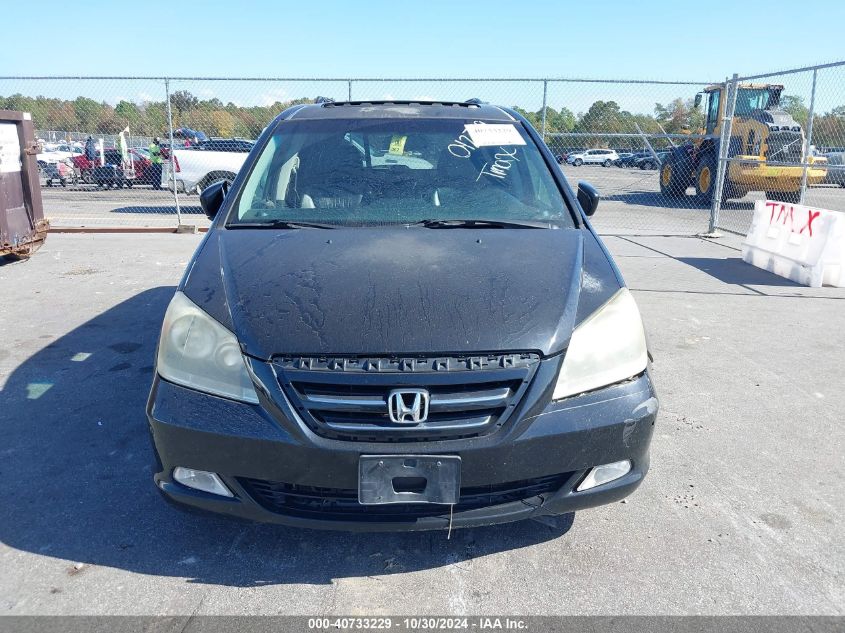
left=734, top=88, right=774, bottom=116
left=228, top=118, right=572, bottom=227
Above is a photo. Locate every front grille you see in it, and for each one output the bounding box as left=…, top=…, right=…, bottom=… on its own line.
left=240, top=473, right=571, bottom=522
left=765, top=131, right=803, bottom=163
left=273, top=353, right=540, bottom=441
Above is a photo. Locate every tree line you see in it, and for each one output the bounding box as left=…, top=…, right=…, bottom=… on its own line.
left=1, top=89, right=842, bottom=150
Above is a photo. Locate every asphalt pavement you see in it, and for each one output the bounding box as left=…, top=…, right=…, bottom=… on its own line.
left=0, top=232, right=843, bottom=615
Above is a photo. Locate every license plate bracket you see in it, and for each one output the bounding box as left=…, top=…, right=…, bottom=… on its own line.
left=358, top=455, right=461, bottom=505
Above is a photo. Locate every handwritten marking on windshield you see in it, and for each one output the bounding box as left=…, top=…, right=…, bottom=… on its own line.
left=448, top=122, right=485, bottom=158
left=476, top=147, right=520, bottom=181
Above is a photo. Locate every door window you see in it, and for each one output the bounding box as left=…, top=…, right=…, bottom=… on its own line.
left=706, top=91, right=721, bottom=134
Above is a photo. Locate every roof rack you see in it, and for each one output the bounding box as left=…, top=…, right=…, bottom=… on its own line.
left=318, top=99, right=486, bottom=108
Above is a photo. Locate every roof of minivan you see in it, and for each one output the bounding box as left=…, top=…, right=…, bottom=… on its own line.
left=287, top=100, right=517, bottom=121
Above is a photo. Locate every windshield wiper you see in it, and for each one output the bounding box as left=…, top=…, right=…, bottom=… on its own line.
left=408, top=218, right=551, bottom=229
left=226, top=219, right=337, bottom=230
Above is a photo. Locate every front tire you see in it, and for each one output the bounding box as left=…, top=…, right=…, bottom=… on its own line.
left=603, top=159, right=612, bottom=167
left=573, top=159, right=583, bottom=167
left=660, top=149, right=693, bottom=198
left=694, top=153, right=718, bottom=204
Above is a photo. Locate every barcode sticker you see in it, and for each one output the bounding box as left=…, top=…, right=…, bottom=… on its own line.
left=464, top=123, right=526, bottom=148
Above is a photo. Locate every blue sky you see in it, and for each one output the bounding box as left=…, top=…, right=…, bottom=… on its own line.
left=2, top=0, right=844, bottom=114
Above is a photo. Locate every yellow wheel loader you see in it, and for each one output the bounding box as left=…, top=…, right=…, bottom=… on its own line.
left=659, top=83, right=827, bottom=204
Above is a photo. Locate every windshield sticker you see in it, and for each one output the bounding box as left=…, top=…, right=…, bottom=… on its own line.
left=388, top=135, right=407, bottom=155
left=465, top=123, right=526, bottom=148
left=477, top=147, right=520, bottom=181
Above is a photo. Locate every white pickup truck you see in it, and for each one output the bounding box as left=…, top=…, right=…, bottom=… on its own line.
left=161, top=139, right=254, bottom=194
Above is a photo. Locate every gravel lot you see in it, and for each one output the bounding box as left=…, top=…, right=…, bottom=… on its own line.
left=39, top=167, right=845, bottom=235
left=1, top=231, right=843, bottom=615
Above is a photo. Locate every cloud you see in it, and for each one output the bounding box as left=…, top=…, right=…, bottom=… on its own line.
left=258, top=88, right=290, bottom=106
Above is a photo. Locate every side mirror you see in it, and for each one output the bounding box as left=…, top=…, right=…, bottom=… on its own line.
left=577, top=181, right=600, bottom=217
left=693, top=93, right=702, bottom=109
left=199, top=180, right=229, bottom=220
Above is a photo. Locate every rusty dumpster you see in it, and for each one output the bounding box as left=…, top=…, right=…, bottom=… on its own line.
left=0, top=110, right=48, bottom=258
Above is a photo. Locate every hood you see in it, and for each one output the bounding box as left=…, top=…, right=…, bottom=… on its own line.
left=182, top=226, right=617, bottom=360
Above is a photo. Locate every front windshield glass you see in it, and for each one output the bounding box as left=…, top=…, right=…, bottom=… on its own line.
left=229, top=118, right=572, bottom=227
left=734, top=89, right=773, bottom=116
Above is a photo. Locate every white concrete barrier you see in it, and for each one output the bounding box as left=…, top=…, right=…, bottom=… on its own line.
left=741, top=200, right=845, bottom=287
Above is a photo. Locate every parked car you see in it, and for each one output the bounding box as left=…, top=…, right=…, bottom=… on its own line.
left=634, top=151, right=670, bottom=170
left=615, top=152, right=648, bottom=168
left=612, top=152, right=634, bottom=167
left=162, top=143, right=251, bottom=194
left=147, top=100, right=658, bottom=531
left=71, top=148, right=152, bottom=185
left=37, top=143, right=83, bottom=165
left=566, top=148, right=619, bottom=167
left=39, top=158, right=77, bottom=187
left=823, top=152, right=845, bottom=187
left=92, top=163, right=133, bottom=189
left=194, top=138, right=255, bottom=153
left=174, top=127, right=209, bottom=144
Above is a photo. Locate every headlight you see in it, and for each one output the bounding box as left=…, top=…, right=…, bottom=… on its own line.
left=553, top=288, right=648, bottom=400
left=156, top=291, right=258, bottom=403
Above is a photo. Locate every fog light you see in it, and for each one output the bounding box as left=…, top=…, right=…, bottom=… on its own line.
left=173, top=467, right=233, bottom=497
left=576, top=460, right=632, bottom=492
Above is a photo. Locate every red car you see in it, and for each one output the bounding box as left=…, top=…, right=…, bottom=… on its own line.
left=72, top=148, right=153, bottom=185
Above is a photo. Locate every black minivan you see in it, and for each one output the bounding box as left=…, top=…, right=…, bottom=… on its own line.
left=147, top=100, right=658, bottom=531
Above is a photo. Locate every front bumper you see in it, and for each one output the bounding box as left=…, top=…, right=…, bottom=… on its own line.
left=729, top=161, right=827, bottom=189
left=147, top=370, right=658, bottom=532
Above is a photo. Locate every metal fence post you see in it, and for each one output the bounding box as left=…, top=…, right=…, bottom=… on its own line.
left=164, top=77, right=182, bottom=228
left=541, top=80, right=548, bottom=140
left=708, top=73, right=739, bottom=234
left=799, top=68, right=818, bottom=204
left=348, top=79, right=352, bottom=101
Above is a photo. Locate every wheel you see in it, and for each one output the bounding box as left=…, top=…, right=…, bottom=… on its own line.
left=45, top=179, right=53, bottom=187
left=573, top=158, right=583, bottom=166
left=60, top=178, right=67, bottom=187
left=197, top=171, right=237, bottom=195
left=603, top=159, right=612, bottom=167
left=766, top=191, right=800, bottom=203
left=125, top=180, right=133, bottom=188
left=694, top=153, right=719, bottom=204
left=83, top=171, right=95, bottom=184
left=659, top=150, right=693, bottom=198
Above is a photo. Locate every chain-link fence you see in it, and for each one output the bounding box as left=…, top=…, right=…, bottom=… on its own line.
left=1, top=68, right=842, bottom=234
left=705, top=61, right=845, bottom=235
